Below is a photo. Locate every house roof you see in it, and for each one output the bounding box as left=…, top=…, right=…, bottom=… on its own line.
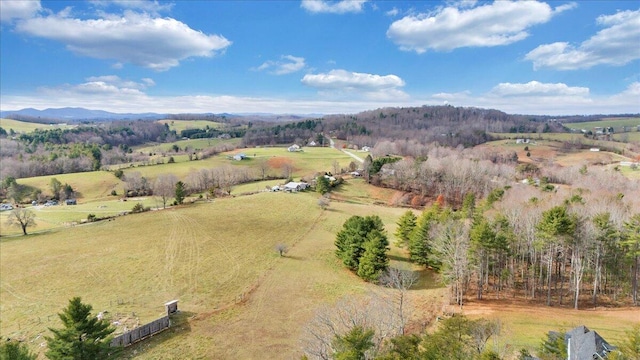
left=566, top=325, right=615, bottom=360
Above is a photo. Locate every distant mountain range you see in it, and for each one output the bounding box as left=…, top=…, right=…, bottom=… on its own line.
left=0, top=107, right=324, bottom=122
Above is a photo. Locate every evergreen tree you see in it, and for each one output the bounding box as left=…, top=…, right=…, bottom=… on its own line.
left=331, top=326, right=375, bottom=360
left=622, top=214, right=640, bottom=306
left=335, top=215, right=385, bottom=271
left=394, top=210, right=417, bottom=248
left=538, top=331, right=567, bottom=360
left=357, top=229, right=389, bottom=282
left=408, top=204, right=439, bottom=267
left=617, top=324, right=640, bottom=359
left=461, top=192, right=476, bottom=219
left=174, top=181, right=186, bottom=204
left=0, top=340, right=36, bottom=360
left=45, top=297, right=119, bottom=360
left=316, top=175, right=331, bottom=195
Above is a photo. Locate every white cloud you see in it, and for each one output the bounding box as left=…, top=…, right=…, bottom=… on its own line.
left=36, top=76, right=155, bottom=98
left=0, top=0, right=41, bottom=23
left=302, top=69, right=404, bottom=90
left=15, top=10, right=231, bottom=71
left=253, top=55, right=306, bottom=75
left=490, top=81, right=589, bottom=97
left=385, top=7, right=399, bottom=17
left=430, top=81, right=640, bottom=115
left=525, top=9, right=640, bottom=70
left=387, top=1, right=557, bottom=53
left=83, top=75, right=155, bottom=90
left=553, top=2, right=577, bottom=14
left=302, top=69, right=407, bottom=101
left=301, top=0, right=367, bottom=14
left=90, top=0, right=173, bottom=14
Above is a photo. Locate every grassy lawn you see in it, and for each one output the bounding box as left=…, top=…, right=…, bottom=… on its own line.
left=462, top=300, right=639, bottom=355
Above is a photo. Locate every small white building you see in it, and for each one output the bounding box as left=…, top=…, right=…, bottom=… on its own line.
left=287, top=144, right=301, bottom=152
left=283, top=182, right=309, bottom=192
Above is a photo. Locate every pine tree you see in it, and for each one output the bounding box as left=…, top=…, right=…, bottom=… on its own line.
left=316, top=175, right=330, bottom=195
left=622, top=213, right=640, bottom=306
left=0, top=340, right=36, bottom=360
left=394, top=210, right=417, bottom=248
left=335, top=215, right=386, bottom=272
left=332, top=326, right=375, bottom=360
left=174, top=181, right=186, bottom=204
left=45, top=297, right=119, bottom=360
left=357, top=230, right=389, bottom=282
left=408, top=204, right=439, bottom=267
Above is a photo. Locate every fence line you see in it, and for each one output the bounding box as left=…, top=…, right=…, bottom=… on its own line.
left=110, top=315, right=170, bottom=348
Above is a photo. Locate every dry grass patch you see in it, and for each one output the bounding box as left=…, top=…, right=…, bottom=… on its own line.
left=462, top=299, right=640, bottom=354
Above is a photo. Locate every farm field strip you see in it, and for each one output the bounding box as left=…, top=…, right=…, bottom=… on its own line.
left=564, top=117, right=640, bottom=130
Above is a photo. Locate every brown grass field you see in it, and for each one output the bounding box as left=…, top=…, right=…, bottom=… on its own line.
left=1, top=146, right=638, bottom=359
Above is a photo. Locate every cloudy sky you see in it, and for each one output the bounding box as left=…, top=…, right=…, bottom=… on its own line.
left=1, top=0, right=638, bottom=115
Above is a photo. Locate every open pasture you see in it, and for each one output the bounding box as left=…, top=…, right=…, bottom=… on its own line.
left=134, top=137, right=240, bottom=154
left=483, top=137, right=638, bottom=167
left=564, top=117, right=640, bottom=131
left=156, top=119, right=224, bottom=133
left=120, top=146, right=354, bottom=183
left=0, top=119, right=74, bottom=134
left=0, top=197, right=160, bottom=236
left=14, top=171, right=122, bottom=202
left=0, top=190, right=412, bottom=359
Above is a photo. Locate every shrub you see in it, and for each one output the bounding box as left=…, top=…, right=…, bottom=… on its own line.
left=131, top=203, right=145, bottom=213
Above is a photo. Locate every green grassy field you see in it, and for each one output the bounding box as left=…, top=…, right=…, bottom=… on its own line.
left=119, top=146, right=354, bottom=183
left=156, top=119, right=224, bottom=133
left=564, top=117, right=640, bottom=131
left=134, top=137, right=241, bottom=154
left=0, top=190, right=411, bottom=359
left=0, top=119, right=74, bottom=134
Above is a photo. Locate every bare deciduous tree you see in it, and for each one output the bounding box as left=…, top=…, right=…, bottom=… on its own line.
left=317, top=195, right=330, bottom=210
left=6, top=208, right=36, bottom=235
left=275, top=243, right=289, bottom=257
left=379, top=267, right=418, bottom=335
left=300, top=294, right=401, bottom=360
left=154, top=174, right=178, bottom=209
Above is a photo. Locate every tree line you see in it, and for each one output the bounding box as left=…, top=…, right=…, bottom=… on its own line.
left=394, top=184, right=640, bottom=309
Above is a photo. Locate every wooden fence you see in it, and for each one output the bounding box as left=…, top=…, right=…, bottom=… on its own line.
left=110, top=315, right=170, bottom=348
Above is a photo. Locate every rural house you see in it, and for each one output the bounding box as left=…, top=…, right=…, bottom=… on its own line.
left=546, top=325, right=616, bottom=360
left=283, top=182, right=309, bottom=192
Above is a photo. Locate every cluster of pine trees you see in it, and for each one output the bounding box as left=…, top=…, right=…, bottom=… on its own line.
left=334, top=215, right=390, bottom=282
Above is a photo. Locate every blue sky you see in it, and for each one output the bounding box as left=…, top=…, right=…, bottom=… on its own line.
left=1, top=0, right=638, bottom=115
